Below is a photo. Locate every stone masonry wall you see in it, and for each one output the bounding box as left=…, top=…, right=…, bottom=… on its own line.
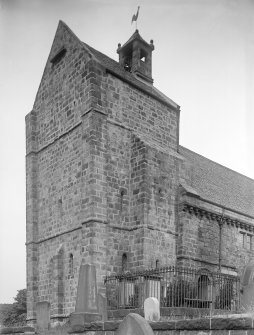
left=177, top=197, right=254, bottom=274
left=142, top=146, right=180, bottom=268
left=26, top=21, right=181, bottom=324
left=101, top=73, right=179, bottom=151
left=177, top=207, right=220, bottom=270
left=177, top=145, right=254, bottom=274
left=99, top=71, right=181, bottom=272
left=26, top=22, right=106, bottom=323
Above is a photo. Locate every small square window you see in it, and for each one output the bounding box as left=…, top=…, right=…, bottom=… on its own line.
left=241, top=232, right=253, bottom=250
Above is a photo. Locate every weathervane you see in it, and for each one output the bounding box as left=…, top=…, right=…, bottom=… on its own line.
left=131, top=6, right=140, bottom=30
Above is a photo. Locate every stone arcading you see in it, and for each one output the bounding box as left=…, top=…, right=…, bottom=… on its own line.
left=181, top=203, right=254, bottom=232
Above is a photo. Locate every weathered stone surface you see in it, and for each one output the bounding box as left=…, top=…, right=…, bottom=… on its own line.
left=104, top=321, right=122, bottom=331
left=68, top=321, right=103, bottom=333
left=70, top=312, right=102, bottom=327
left=75, top=264, right=99, bottom=314
left=175, top=319, right=210, bottom=330
left=26, top=21, right=180, bottom=322
left=36, top=301, right=50, bottom=331
left=108, top=308, right=144, bottom=320
left=98, top=293, right=108, bottom=321
left=211, top=317, right=252, bottom=330
left=160, top=307, right=211, bottom=320
left=116, top=313, right=154, bottom=335
left=230, top=331, right=250, bottom=335
left=210, top=331, right=229, bottom=335
left=144, top=297, right=160, bottom=321
left=0, top=327, right=34, bottom=334
left=150, top=321, right=176, bottom=331
left=70, top=264, right=101, bottom=327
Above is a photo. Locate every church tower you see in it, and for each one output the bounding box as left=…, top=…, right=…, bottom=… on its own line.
left=26, top=21, right=180, bottom=325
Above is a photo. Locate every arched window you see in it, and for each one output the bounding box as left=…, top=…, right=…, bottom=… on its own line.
left=122, top=253, right=127, bottom=272
left=198, top=275, right=212, bottom=301
left=69, top=253, right=74, bottom=276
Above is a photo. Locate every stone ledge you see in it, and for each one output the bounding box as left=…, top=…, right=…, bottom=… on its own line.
left=0, top=326, right=35, bottom=334
left=104, top=320, right=122, bottom=331
left=3, top=315, right=254, bottom=334
left=69, top=321, right=103, bottom=333
left=175, top=318, right=210, bottom=330
left=68, top=321, right=122, bottom=333
left=160, top=306, right=212, bottom=318
left=211, top=317, right=253, bottom=330
left=67, top=315, right=254, bottom=333
left=151, top=321, right=176, bottom=330
left=108, top=308, right=144, bottom=320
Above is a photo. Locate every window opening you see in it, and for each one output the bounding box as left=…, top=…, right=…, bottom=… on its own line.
left=140, top=49, right=147, bottom=62
left=198, top=275, right=211, bottom=301
left=122, top=253, right=127, bottom=272
left=246, top=235, right=251, bottom=250
left=123, top=54, right=132, bottom=72
left=69, top=253, right=74, bottom=276
left=50, top=47, right=67, bottom=66
left=120, top=189, right=125, bottom=214
left=241, top=232, right=253, bottom=250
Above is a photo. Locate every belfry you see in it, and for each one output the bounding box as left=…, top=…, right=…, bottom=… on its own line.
left=117, top=29, right=154, bottom=83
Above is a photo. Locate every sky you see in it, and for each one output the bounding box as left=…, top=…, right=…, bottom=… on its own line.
left=0, top=0, right=253, bottom=303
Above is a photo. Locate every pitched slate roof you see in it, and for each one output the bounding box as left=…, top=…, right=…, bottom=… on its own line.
left=83, top=42, right=179, bottom=110
left=56, top=21, right=179, bottom=110
left=119, top=29, right=152, bottom=50
left=179, top=146, right=254, bottom=218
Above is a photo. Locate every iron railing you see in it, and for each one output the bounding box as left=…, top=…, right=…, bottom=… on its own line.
left=105, top=266, right=240, bottom=311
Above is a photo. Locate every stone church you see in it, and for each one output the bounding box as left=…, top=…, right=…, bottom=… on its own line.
left=26, top=21, right=254, bottom=324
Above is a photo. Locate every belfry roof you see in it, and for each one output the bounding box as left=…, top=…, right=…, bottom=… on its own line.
left=118, top=29, right=153, bottom=51
left=180, top=146, right=254, bottom=218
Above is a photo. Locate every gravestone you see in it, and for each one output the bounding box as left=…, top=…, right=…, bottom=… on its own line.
left=70, top=263, right=101, bottom=326
left=116, top=313, right=154, bottom=335
left=241, top=261, right=254, bottom=311
left=98, top=292, right=108, bottom=321
left=36, top=301, right=50, bottom=331
left=144, top=297, right=160, bottom=321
